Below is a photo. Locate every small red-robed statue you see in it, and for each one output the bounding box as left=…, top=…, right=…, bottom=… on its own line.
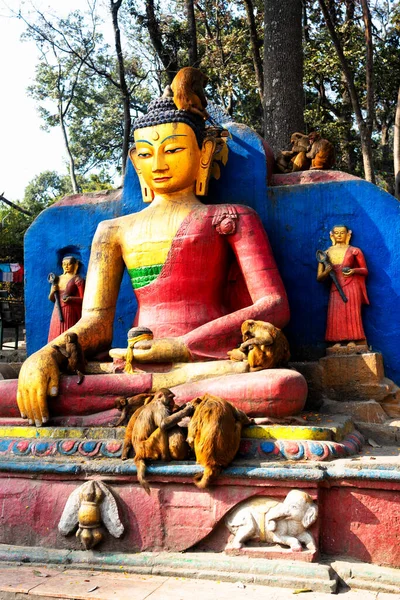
left=317, top=225, right=369, bottom=347
left=48, top=256, right=85, bottom=342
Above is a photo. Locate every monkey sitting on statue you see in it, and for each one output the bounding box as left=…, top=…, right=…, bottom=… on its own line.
left=187, top=394, right=254, bottom=489
left=170, top=66, right=210, bottom=120
left=275, top=132, right=311, bottom=173
left=113, top=393, right=155, bottom=427
left=122, top=388, right=194, bottom=493
left=52, top=332, right=86, bottom=384
left=306, top=131, right=335, bottom=170
left=228, top=320, right=290, bottom=371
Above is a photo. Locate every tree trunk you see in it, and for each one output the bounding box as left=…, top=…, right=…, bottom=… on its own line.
left=318, top=0, right=375, bottom=183
left=145, top=0, right=178, bottom=83
left=395, top=86, right=400, bottom=200
left=59, top=105, right=79, bottom=193
left=111, top=0, right=131, bottom=181
left=243, top=0, right=263, bottom=102
left=263, top=0, right=305, bottom=153
left=185, top=0, right=198, bottom=66
left=339, top=75, right=355, bottom=172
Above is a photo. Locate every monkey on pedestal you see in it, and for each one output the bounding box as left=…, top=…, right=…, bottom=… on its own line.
left=52, top=332, right=86, bottom=384
left=306, top=132, right=335, bottom=170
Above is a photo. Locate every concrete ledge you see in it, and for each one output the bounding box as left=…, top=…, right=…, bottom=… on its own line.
left=0, top=545, right=337, bottom=593
left=332, top=559, right=400, bottom=594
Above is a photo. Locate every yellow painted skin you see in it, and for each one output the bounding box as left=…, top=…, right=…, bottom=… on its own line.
left=16, top=122, right=216, bottom=427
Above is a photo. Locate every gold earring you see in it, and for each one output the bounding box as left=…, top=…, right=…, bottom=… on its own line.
left=195, top=139, right=216, bottom=196
left=137, top=173, right=154, bottom=203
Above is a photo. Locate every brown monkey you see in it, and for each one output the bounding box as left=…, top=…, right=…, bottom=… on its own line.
left=228, top=320, right=290, bottom=371
left=114, top=393, right=154, bottom=427
left=122, top=389, right=194, bottom=493
left=275, top=132, right=311, bottom=173
left=187, top=394, right=254, bottom=489
left=171, top=67, right=209, bottom=119
left=289, top=132, right=311, bottom=171
left=52, top=332, right=86, bottom=384
left=306, top=132, right=335, bottom=170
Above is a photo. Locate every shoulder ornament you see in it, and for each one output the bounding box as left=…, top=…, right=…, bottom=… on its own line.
left=212, top=205, right=238, bottom=235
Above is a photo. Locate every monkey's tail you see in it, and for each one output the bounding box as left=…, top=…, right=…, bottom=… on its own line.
left=194, top=465, right=221, bottom=489
left=135, top=458, right=151, bottom=495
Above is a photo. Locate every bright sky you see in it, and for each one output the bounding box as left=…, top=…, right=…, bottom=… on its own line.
left=0, top=0, right=110, bottom=201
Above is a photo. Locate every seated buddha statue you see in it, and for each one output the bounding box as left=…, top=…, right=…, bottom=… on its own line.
left=12, top=79, right=307, bottom=427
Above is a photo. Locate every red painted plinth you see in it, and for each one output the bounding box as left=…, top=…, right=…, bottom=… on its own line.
left=1, top=472, right=400, bottom=568
left=320, top=483, right=400, bottom=567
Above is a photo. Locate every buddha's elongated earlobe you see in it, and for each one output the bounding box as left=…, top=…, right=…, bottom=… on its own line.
left=346, top=229, right=352, bottom=245
left=329, top=231, right=336, bottom=245
left=129, top=147, right=154, bottom=204
left=195, top=138, right=217, bottom=196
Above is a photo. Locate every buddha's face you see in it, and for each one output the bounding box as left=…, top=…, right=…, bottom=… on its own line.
left=132, top=122, right=204, bottom=194
left=62, top=258, right=76, bottom=274
left=331, top=226, right=348, bottom=244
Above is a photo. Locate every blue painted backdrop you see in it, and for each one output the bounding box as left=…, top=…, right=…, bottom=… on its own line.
left=25, top=122, right=400, bottom=382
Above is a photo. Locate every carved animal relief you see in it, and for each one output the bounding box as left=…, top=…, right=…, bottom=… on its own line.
left=58, top=480, right=124, bottom=550
left=225, top=490, right=318, bottom=553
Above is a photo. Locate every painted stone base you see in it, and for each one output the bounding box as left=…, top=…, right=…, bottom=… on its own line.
left=225, top=544, right=318, bottom=562
left=1, top=454, right=400, bottom=569
left=0, top=413, right=364, bottom=462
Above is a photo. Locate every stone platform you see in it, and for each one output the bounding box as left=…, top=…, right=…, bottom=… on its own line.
left=0, top=413, right=364, bottom=462
left=1, top=415, right=400, bottom=573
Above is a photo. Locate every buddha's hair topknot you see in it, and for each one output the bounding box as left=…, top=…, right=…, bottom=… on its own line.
left=133, top=97, right=206, bottom=147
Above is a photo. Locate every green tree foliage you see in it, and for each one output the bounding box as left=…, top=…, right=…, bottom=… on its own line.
left=15, top=0, right=400, bottom=194
left=303, top=0, right=400, bottom=190
left=0, top=171, right=113, bottom=251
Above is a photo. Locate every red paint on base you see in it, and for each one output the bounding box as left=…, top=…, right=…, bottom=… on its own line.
left=272, top=171, right=358, bottom=187
left=320, top=484, right=400, bottom=566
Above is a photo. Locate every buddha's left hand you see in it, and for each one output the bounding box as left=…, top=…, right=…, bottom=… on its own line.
left=132, top=337, right=192, bottom=363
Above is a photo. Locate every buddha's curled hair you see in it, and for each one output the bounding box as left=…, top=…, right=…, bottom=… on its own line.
left=132, top=97, right=206, bottom=148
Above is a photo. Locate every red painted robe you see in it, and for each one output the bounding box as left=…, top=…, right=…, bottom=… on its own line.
left=325, top=246, right=369, bottom=342
left=132, top=203, right=289, bottom=360
left=48, top=275, right=85, bottom=342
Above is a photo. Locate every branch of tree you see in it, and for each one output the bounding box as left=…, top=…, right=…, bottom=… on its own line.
left=0, top=195, right=33, bottom=216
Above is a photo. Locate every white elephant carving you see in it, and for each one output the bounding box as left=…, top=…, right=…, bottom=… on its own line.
left=225, top=490, right=318, bottom=552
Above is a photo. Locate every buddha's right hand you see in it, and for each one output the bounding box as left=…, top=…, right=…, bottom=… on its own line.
left=16, top=347, right=60, bottom=426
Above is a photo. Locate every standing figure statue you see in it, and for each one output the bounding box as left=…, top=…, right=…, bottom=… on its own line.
left=13, top=69, right=307, bottom=427
left=48, top=256, right=85, bottom=342
left=317, top=225, right=369, bottom=348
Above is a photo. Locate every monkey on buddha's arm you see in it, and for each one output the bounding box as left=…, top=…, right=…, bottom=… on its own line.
left=16, top=221, right=125, bottom=426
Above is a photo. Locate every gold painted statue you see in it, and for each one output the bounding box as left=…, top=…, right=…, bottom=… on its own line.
left=15, top=71, right=307, bottom=426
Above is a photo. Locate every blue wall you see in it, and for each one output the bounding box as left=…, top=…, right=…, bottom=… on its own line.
left=25, top=123, right=400, bottom=382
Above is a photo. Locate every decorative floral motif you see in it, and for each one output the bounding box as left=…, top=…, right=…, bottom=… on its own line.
left=239, top=430, right=364, bottom=461
left=1, top=430, right=364, bottom=462
left=212, top=205, right=238, bottom=235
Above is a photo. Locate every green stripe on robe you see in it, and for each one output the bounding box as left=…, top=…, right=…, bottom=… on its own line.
left=128, top=264, right=163, bottom=289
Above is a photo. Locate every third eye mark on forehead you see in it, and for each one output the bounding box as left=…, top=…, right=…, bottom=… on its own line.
left=136, top=134, right=187, bottom=146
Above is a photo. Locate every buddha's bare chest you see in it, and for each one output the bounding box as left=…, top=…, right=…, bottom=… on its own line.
left=327, top=246, right=348, bottom=265
left=120, top=206, right=195, bottom=269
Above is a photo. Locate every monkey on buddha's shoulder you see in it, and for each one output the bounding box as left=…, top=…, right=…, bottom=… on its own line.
left=171, top=67, right=210, bottom=120
left=306, top=132, right=335, bottom=170
left=52, top=332, right=86, bottom=384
